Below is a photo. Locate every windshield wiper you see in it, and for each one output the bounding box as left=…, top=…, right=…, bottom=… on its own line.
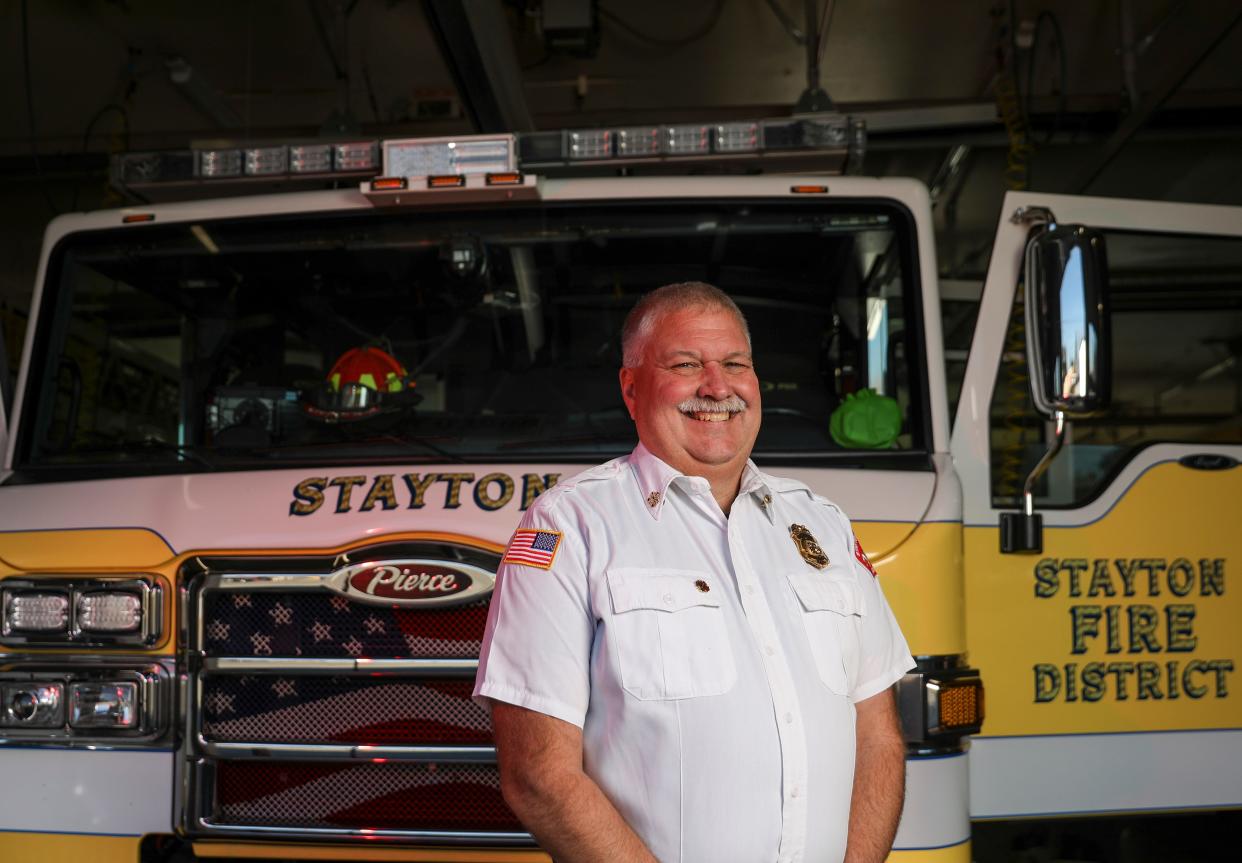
left=498, top=432, right=635, bottom=451
left=31, top=441, right=221, bottom=470
left=233, top=433, right=467, bottom=464
left=370, top=432, right=465, bottom=463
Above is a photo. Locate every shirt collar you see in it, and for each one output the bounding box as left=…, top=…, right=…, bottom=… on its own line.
left=629, top=443, right=775, bottom=521
left=740, top=462, right=777, bottom=523
left=628, top=443, right=683, bottom=520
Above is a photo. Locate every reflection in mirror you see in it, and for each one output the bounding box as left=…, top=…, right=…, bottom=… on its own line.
left=1024, top=225, right=1111, bottom=417
left=1058, top=247, right=1086, bottom=401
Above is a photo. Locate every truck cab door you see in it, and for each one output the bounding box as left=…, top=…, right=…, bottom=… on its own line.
left=952, top=191, right=1242, bottom=820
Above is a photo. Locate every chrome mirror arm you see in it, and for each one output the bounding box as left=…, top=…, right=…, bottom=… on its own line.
left=1023, top=411, right=1066, bottom=518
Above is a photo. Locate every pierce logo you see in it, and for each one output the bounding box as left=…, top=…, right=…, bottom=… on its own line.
left=331, top=557, right=495, bottom=607
left=348, top=563, right=470, bottom=601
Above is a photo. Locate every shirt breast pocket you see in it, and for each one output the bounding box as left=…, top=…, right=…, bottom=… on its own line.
left=786, top=571, right=867, bottom=696
left=605, top=568, right=737, bottom=701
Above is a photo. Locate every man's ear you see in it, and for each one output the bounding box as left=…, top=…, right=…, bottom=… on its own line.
left=619, top=367, right=637, bottom=420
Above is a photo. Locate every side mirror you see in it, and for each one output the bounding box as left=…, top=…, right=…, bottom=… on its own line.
left=1001, top=219, right=1113, bottom=554
left=1024, top=225, right=1112, bottom=417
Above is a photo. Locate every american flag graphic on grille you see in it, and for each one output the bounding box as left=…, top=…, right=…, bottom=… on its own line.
left=200, top=590, right=488, bottom=658
left=196, top=574, right=523, bottom=836
left=200, top=676, right=491, bottom=745
left=214, top=761, right=522, bottom=832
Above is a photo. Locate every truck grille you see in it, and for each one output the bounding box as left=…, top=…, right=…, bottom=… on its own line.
left=182, top=541, right=530, bottom=844
left=200, top=676, right=491, bottom=745
left=199, top=591, right=489, bottom=658
left=215, top=761, right=520, bottom=832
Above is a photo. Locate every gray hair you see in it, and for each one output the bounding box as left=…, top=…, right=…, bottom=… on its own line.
left=621, top=282, right=751, bottom=368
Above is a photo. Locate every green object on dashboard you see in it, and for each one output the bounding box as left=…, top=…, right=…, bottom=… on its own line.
left=829, top=388, right=902, bottom=449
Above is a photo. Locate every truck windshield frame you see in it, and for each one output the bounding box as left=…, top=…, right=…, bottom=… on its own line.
left=11, top=197, right=931, bottom=481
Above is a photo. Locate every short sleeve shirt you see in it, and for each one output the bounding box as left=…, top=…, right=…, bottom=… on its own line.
left=474, top=444, right=914, bottom=863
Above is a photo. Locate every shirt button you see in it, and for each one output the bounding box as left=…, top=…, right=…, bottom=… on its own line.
left=790, top=786, right=801, bottom=799
left=784, top=712, right=794, bottom=724
left=663, top=593, right=674, bottom=606
left=765, top=644, right=775, bottom=656
left=745, top=584, right=756, bottom=595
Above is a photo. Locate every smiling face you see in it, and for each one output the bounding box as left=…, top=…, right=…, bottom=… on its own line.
left=620, top=304, right=761, bottom=489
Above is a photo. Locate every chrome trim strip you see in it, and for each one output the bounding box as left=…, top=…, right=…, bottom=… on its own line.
left=173, top=676, right=192, bottom=835
left=356, top=658, right=480, bottom=675
left=195, top=819, right=534, bottom=844
left=203, top=573, right=330, bottom=591
left=353, top=744, right=495, bottom=761
left=204, top=657, right=479, bottom=675
left=205, top=657, right=358, bottom=673
left=178, top=574, right=200, bottom=840
left=201, top=741, right=497, bottom=762
left=0, top=653, right=171, bottom=671
left=0, top=737, right=174, bottom=751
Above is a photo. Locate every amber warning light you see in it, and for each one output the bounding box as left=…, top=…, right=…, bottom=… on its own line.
left=937, top=680, right=984, bottom=730
left=427, top=174, right=467, bottom=189
left=369, top=177, right=408, bottom=192
left=485, top=172, right=524, bottom=186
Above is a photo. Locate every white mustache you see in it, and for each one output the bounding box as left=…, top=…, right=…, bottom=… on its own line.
left=677, top=395, right=748, bottom=414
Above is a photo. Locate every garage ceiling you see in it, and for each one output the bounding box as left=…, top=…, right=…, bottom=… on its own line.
left=2, top=0, right=1242, bottom=299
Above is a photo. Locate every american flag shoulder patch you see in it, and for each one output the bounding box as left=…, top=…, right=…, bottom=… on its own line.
left=502, top=529, right=563, bottom=570
left=854, top=537, right=877, bottom=577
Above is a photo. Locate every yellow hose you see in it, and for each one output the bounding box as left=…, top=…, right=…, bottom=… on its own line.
left=992, top=51, right=1034, bottom=501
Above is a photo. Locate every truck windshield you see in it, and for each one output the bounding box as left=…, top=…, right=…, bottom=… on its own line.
left=16, top=199, right=927, bottom=477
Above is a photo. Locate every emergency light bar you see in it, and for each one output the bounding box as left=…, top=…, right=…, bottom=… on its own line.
left=109, top=113, right=863, bottom=202
left=517, top=114, right=858, bottom=167
left=383, top=135, right=515, bottom=178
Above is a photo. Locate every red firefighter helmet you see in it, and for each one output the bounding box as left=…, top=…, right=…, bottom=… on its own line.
left=328, top=346, right=408, bottom=396
left=305, top=346, right=413, bottom=422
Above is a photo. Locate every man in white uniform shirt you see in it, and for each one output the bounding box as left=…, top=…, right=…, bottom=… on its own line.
left=475, top=282, right=913, bottom=862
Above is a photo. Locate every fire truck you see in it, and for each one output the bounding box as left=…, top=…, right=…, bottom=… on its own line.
left=0, top=116, right=1238, bottom=862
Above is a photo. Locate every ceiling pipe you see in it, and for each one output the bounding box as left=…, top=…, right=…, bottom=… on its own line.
left=423, top=0, right=534, bottom=133
left=1074, top=4, right=1242, bottom=192
left=1118, top=0, right=1140, bottom=113
left=794, top=0, right=835, bottom=113
left=166, top=55, right=243, bottom=129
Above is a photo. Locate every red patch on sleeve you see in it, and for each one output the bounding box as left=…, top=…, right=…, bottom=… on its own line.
left=854, top=538, right=877, bottom=576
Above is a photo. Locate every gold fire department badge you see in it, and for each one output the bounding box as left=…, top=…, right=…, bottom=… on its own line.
left=789, top=523, right=830, bottom=569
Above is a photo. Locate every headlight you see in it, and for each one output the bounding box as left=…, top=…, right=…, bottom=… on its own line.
left=0, top=665, right=168, bottom=742
left=0, top=578, right=162, bottom=647
left=2, top=683, right=63, bottom=727
left=69, top=682, right=138, bottom=729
